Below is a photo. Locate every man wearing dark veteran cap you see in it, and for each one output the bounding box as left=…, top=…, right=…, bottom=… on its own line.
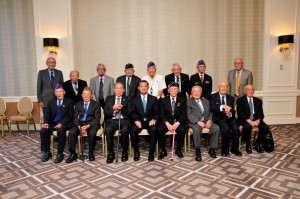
left=116, top=63, right=141, bottom=98
left=157, top=82, right=187, bottom=159
left=189, top=59, right=213, bottom=100
left=40, top=84, right=74, bottom=163
left=142, top=61, right=167, bottom=99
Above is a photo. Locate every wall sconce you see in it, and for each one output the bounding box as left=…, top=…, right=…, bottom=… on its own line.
left=43, top=38, right=59, bottom=54
left=278, top=35, right=293, bottom=52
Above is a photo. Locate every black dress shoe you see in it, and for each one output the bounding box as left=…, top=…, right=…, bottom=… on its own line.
left=121, top=151, right=128, bottom=161
left=221, top=149, right=228, bottom=157
left=89, top=151, right=95, bottom=161
left=54, top=153, right=64, bottom=163
left=148, top=151, right=154, bottom=161
left=175, top=148, right=184, bottom=158
left=208, top=148, right=217, bottom=158
left=254, top=144, right=263, bottom=153
left=158, top=150, right=167, bottom=160
left=134, top=151, right=140, bottom=161
left=106, top=152, right=115, bottom=164
left=246, top=144, right=252, bottom=154
left=195, top=148, right=202, bottom=161
left=42, top=151, right=52, bottom=162
left=66, top=153, right=78, bottom=163
left=230, top=150, right=242, bottom=157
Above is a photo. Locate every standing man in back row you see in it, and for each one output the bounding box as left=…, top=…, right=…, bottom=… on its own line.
left=63, top=70, right=87, bottom=104
left=189, top=59, right=213, bottom=100
left=90, top=63, right=115, bottom=108
left=227, top=58, right=253, bottom=99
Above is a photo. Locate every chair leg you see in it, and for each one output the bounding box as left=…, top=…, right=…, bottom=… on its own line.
left=129, top=135, right=132, bottom=155
left=50, top=135, right=55, bottom=158
left=26, top=120, right=30, bottom=136
left=16, top=122, right=20, bottom=132
left=78, top=136, right=81, bottom=154
left=1, top=120, right=3, bottom=136
left=156, top=142, right=158, bottom=155
left=252, top=131, right=258, bottom=145
left=184, top=135, right=186, bottom=154
left=188, top=132, right=191, bottom=153
left=9, top=121, right=11, bottom=136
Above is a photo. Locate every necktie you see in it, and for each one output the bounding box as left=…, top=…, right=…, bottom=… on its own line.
left=176, top=76, right=181, bottom=92
left=53, top=100, right=62, bottom=123
left=249, top=98, right=254, bottom=120
left=171, top=97, right=175, bottom=116
left=142, top=96, right=147, bottom=121
left=50, top=71, right=55, bottom=85
left=74, top=82, right=78, bottom=95
left=235, top=71, right=240, bottom=96
left=200, top=74, right=203, bottom=83
left=99, top=77, right=104, bottom=100
left=221, top=96, right=225, bottom=105
left=126, top=77, right=130, bottom=96
left=81, top=103, right=88, bottom=121
left=197, top=100, right=204, bottom=113
left=114, top=97, right=121, bottom=119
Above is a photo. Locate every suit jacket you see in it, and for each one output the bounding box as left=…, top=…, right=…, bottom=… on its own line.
left=63, top=79, right=87, bottom=103
left=104, top=95, right=131, bottom=121
left=163, top=73, right=189, bottom=99
left=116, top=75, right=141, bottom=98
left=44, top=97, right=74, bottom=126
left=236, top=95, right=264, bottom=122
left=159, top=96, right=187, bottom=125
left=73, top=100, right=101, bottom=127
left=131, top=94, right=159, bottom=122
left=210, top=92, right=236, bottom=122
left=187, top=97, right=212, bottom=126
left=90, top=75, right=115, bottom=101
left=227, top=68, right=253, bottom=98
left=189, top=73, right=213, bottom=100
left=37, top=68, right=64, bottom=107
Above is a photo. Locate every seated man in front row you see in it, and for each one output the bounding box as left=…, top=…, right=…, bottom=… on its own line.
left=237, top=84, right=269, bottom=154
left=66, top=87, right=100, bottom=163
left=40, top=84, right=74, bottom=163
left=157, top=82, right=187, bottom=159
left=130, top=80, right=159, bottom=162
left=104, top=83, right=131, bottom=163
left=210, top=80, right=241, bottom=157
left=187, top=85, right=220, bottom=161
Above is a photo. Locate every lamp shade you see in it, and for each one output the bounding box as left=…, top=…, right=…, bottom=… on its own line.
left=43, top=38, right=59, bottom=47
left=278, top=35, right=294, bottom=44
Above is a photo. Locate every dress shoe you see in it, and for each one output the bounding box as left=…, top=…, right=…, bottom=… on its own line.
left=175, top=148, right=184, bottom=158
left=195, top=147, right=202, bottom=161
left=134, top=151, right=140, bottom=161
left=148, top=151, right=154, bottom=161
left=254, top=143, right=264, bottom=153
left=208, top=148, right=217, bottom=158
left=106, top=152, right=115, bottom=164
left=246, top=144, right=252, bottom=154
left=88, top=150, right=95, bottom=161
left=230, top=150, right=242, bottom=157
left=158, top=150, right=167, bottom=160
left=41, top=151, right=52, bottom=162
left=221, top=149, right=228, bottom=157
left=121, top=150, right=128, bottom=161
left=66, top=153, right=78, bottom=163
left=54, top=153, right=64, bottom=163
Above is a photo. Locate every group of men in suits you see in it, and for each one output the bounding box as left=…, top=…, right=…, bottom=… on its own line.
left=38, top=56, right=270, bottom=164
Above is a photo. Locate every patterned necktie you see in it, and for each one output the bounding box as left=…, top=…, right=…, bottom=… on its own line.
left=200, top=74, right=203, bottom=83
left=74, top=82, right=78, bottom=95
left=235, top=71, right=240, bottom=96
left=81, top=103, right=88, bottom=121
left=53, top=100, right=62, bottom=123
left=197, top=100, right=204, bottom=113
left=50, top=71, right=55, bottom=85
left=126, top=77, right=130, bottom=96
left=249, top=98, right=254, bottom=120
left=115, top=97, right=121, bottom=119
left=171, top=97, right=175, bottom=116
left=99, top=77, right=104, bottom=100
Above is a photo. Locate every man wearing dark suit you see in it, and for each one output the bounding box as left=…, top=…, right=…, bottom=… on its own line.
left=130, top=80, right=159, bottom=162
left=189, top=60, right=213, bottom=100
left=116, top=63, right=141, bottom=98
left=40, top=84, right=74, bottom=163
left=158, top=82, right=187, bottom=160
left=66, top=87, right=101, bottom=163
left=237, top=85, right=269, bottom=154
left=163, top=63, right=190, bottom=99
left=104, top=83, right=131, bottom=163
left=90, top=63, right=115, bottom=108
left=63, top=70, right=87, bottom=103
left=37, top=57, right=64, bottom=114
left=187, top=85, right=220, bottom=161
left=227, top=58, right=253, bottom=99
left=210, top=81, right=242, bottom=157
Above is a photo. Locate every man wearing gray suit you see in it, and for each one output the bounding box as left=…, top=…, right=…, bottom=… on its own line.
left=90, top=63, right=115, bottom=108
left=187, top=85, right=220, bottom=161
left=37, top=57, right=64, bottom=114
left=227, top=58, right=253, bottom=99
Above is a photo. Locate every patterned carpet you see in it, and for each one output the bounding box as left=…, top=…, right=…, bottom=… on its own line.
left=0, top=125, right=300, bottom=199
